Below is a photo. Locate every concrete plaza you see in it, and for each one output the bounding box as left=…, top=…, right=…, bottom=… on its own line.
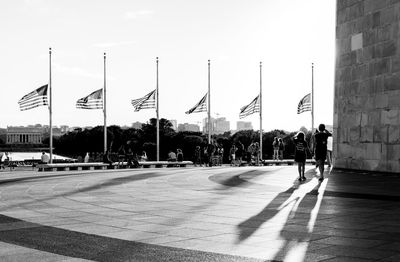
left=0, top=165, right=399, bottom=261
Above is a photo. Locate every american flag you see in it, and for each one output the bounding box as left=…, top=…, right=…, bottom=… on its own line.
left=239, top=95, right=260, bottom=119
left=18, top=85, right=49, bottom=111
left=76, top=89, right=103, bottom=109
left=297, top=93, right=311, bottom=114
left=131, top=89, right=156, bottom=111
left=185, top=93, right=207, bottom=114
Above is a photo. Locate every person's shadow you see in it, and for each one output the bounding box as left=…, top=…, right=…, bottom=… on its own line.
left=271, top=181, right=322, bottom=261
left=236, top=169, right=324, bottom=261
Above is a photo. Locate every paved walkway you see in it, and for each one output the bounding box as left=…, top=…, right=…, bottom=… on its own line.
left=0, top=166, right=399, bottom=261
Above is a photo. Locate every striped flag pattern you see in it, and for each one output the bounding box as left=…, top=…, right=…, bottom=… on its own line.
left=297, top=93, right=311, bottom=114
left=76, top=89, right=103, bottom=109
left=185, top=93, right=207, bottom=114
left=131, top=89, right=156, bottom=112
left=239, top=95, right=260, bottom=119
left=18, top=85, right=49, bottom=111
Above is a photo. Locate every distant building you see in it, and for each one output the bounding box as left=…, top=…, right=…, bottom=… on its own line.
left=236, top=121, right=253, bottom=131
left=203, top=117, right=230, bottom=135
left=60, top=125, right=71, bottom=133
left=6, top=126, right=43, bottom=144
left=178, top=123, right=200, bottom=132
left=132, top=121, right=143, bottom=129
left=215, top=117, right=230, bottom=134
left=169, top=120, right=178, bottom=131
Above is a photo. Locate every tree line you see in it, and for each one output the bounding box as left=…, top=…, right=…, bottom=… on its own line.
left=52, top=118, right=313, bottom=162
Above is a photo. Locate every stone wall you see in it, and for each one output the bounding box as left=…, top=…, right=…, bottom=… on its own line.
left=334, top=0, right=400, bottom=172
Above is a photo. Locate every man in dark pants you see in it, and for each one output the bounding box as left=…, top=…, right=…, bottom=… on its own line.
left=313, top=124, right=332, bottom=181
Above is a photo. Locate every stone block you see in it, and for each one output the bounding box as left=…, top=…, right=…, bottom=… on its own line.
left=382, top=40, right=396, bottom=57
left=388, top=91, right=400, bottom=107
left=361, top=112, right=369, bottom=126
left=364, top=0, right=390, bottom=14
left=343, top=112, right=358, bottom=127
left=362, top=45, right=373, bottom=61
left=372, top=11, right=380, bottom=27
left=349, top=158, right=364, bottom=169
left=386, top=160, right=400, bottom=172
left=339, top=126, right=349, bottom=143
left=375, top=75, right=385, bottom=93
left=387, top=144, right=400, bottom=160
left=362, top=159, right=381, bottom=170
left=381, top=6, right=395, bottom=26
left=375, top=125, right=388, bottom=143
left=333, top=157, right=349, bottom=169
left=361, top=126, right=374, bottom=142
left=372, top=44, right=384, bottom=59
left=349, top=2, right=364, bottom=19
left=365, top=143, right=383, bottom=159
left=377, top=24, right=391, bottom=42
left=384, top=73, right=400, bottom=91
left=350, top=126, right=361, bottom=142
left=351, top=33, right=363, bottom=51
left=381, top=109, right=399, bottom=125
left=363, top=29, right=377, bottom=46
left=339, top=53, right=352, bottom=67
left=374, top=93, right=389, bottom=108
left=368, top=110, right=381, bottom=125
left=391, top=56, right=400, bottom=73
left=388, top=125, right=400, bottom=143
left=338, top=143, right=353, bottom=158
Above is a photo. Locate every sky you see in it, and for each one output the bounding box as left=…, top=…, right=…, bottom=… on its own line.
left=0, top=0, right=336, bottom=132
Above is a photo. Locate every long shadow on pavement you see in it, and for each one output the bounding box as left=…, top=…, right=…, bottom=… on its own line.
left=0, top=171, right=172, bottom=212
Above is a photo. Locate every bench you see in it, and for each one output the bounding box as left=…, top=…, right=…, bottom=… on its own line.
left=37, top=162, right=109, bottom=172
left=262, top=159, right=316, bottom=166
left=37, top=161, right=194, bottom=171
left=138, top=161, right=193, bottom=168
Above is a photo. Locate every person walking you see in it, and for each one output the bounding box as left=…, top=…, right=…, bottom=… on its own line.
left=313, top=124, right=332, bottom=181
left=84, top=152, right=90, bottom=163
left=272, top=137, right=279, bottom=160
left=236, top=141, right=244, bottom=166
left=177, top=149, right=184, bottom=162
left=117, top=145, right=125, bottom=168
left=254, top=142, right=260, bottom=166
left=278, top=138, right=284, bottom=160
left=326, top=136, right=333, bottom=167
left=194, top=146, right=202, bottom=167
left=229, top=145, right=237, bottom=166
left=293, top=131, right=310, bottom=181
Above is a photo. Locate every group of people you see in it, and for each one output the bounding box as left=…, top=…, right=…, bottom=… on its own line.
left=293, top=123, right=332, bottom=182
left=102, top=146, right=145, bottom=168
left=272, top=137, right=285, bottom=160
left=193, top=143, right=224, bottom=167
left=229, top=142, right=262, bottom=167
left=167, top=148, right=184, bottom=162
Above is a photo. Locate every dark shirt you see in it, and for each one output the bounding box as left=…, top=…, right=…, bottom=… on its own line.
left=314, top=131, right=332, bottom=160
left=294, top=139, right=308, bottom=162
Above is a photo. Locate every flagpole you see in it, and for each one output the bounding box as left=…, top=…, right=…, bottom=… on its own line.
left=311, top=62, right=314, bottom=132
left=207, top=59, right=211, bottom=144
left=49, top=47, right=53, bottom=164
left=103, top=53, right=107, bottom=154
left=156, top=57, right=160, bottom=161
left=259, top=61, right=263, bottom=161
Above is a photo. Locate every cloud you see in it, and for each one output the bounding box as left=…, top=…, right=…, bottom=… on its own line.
left=92, top=40, right=136, bottom=48
left=123, top=10, right=154, bottom=20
